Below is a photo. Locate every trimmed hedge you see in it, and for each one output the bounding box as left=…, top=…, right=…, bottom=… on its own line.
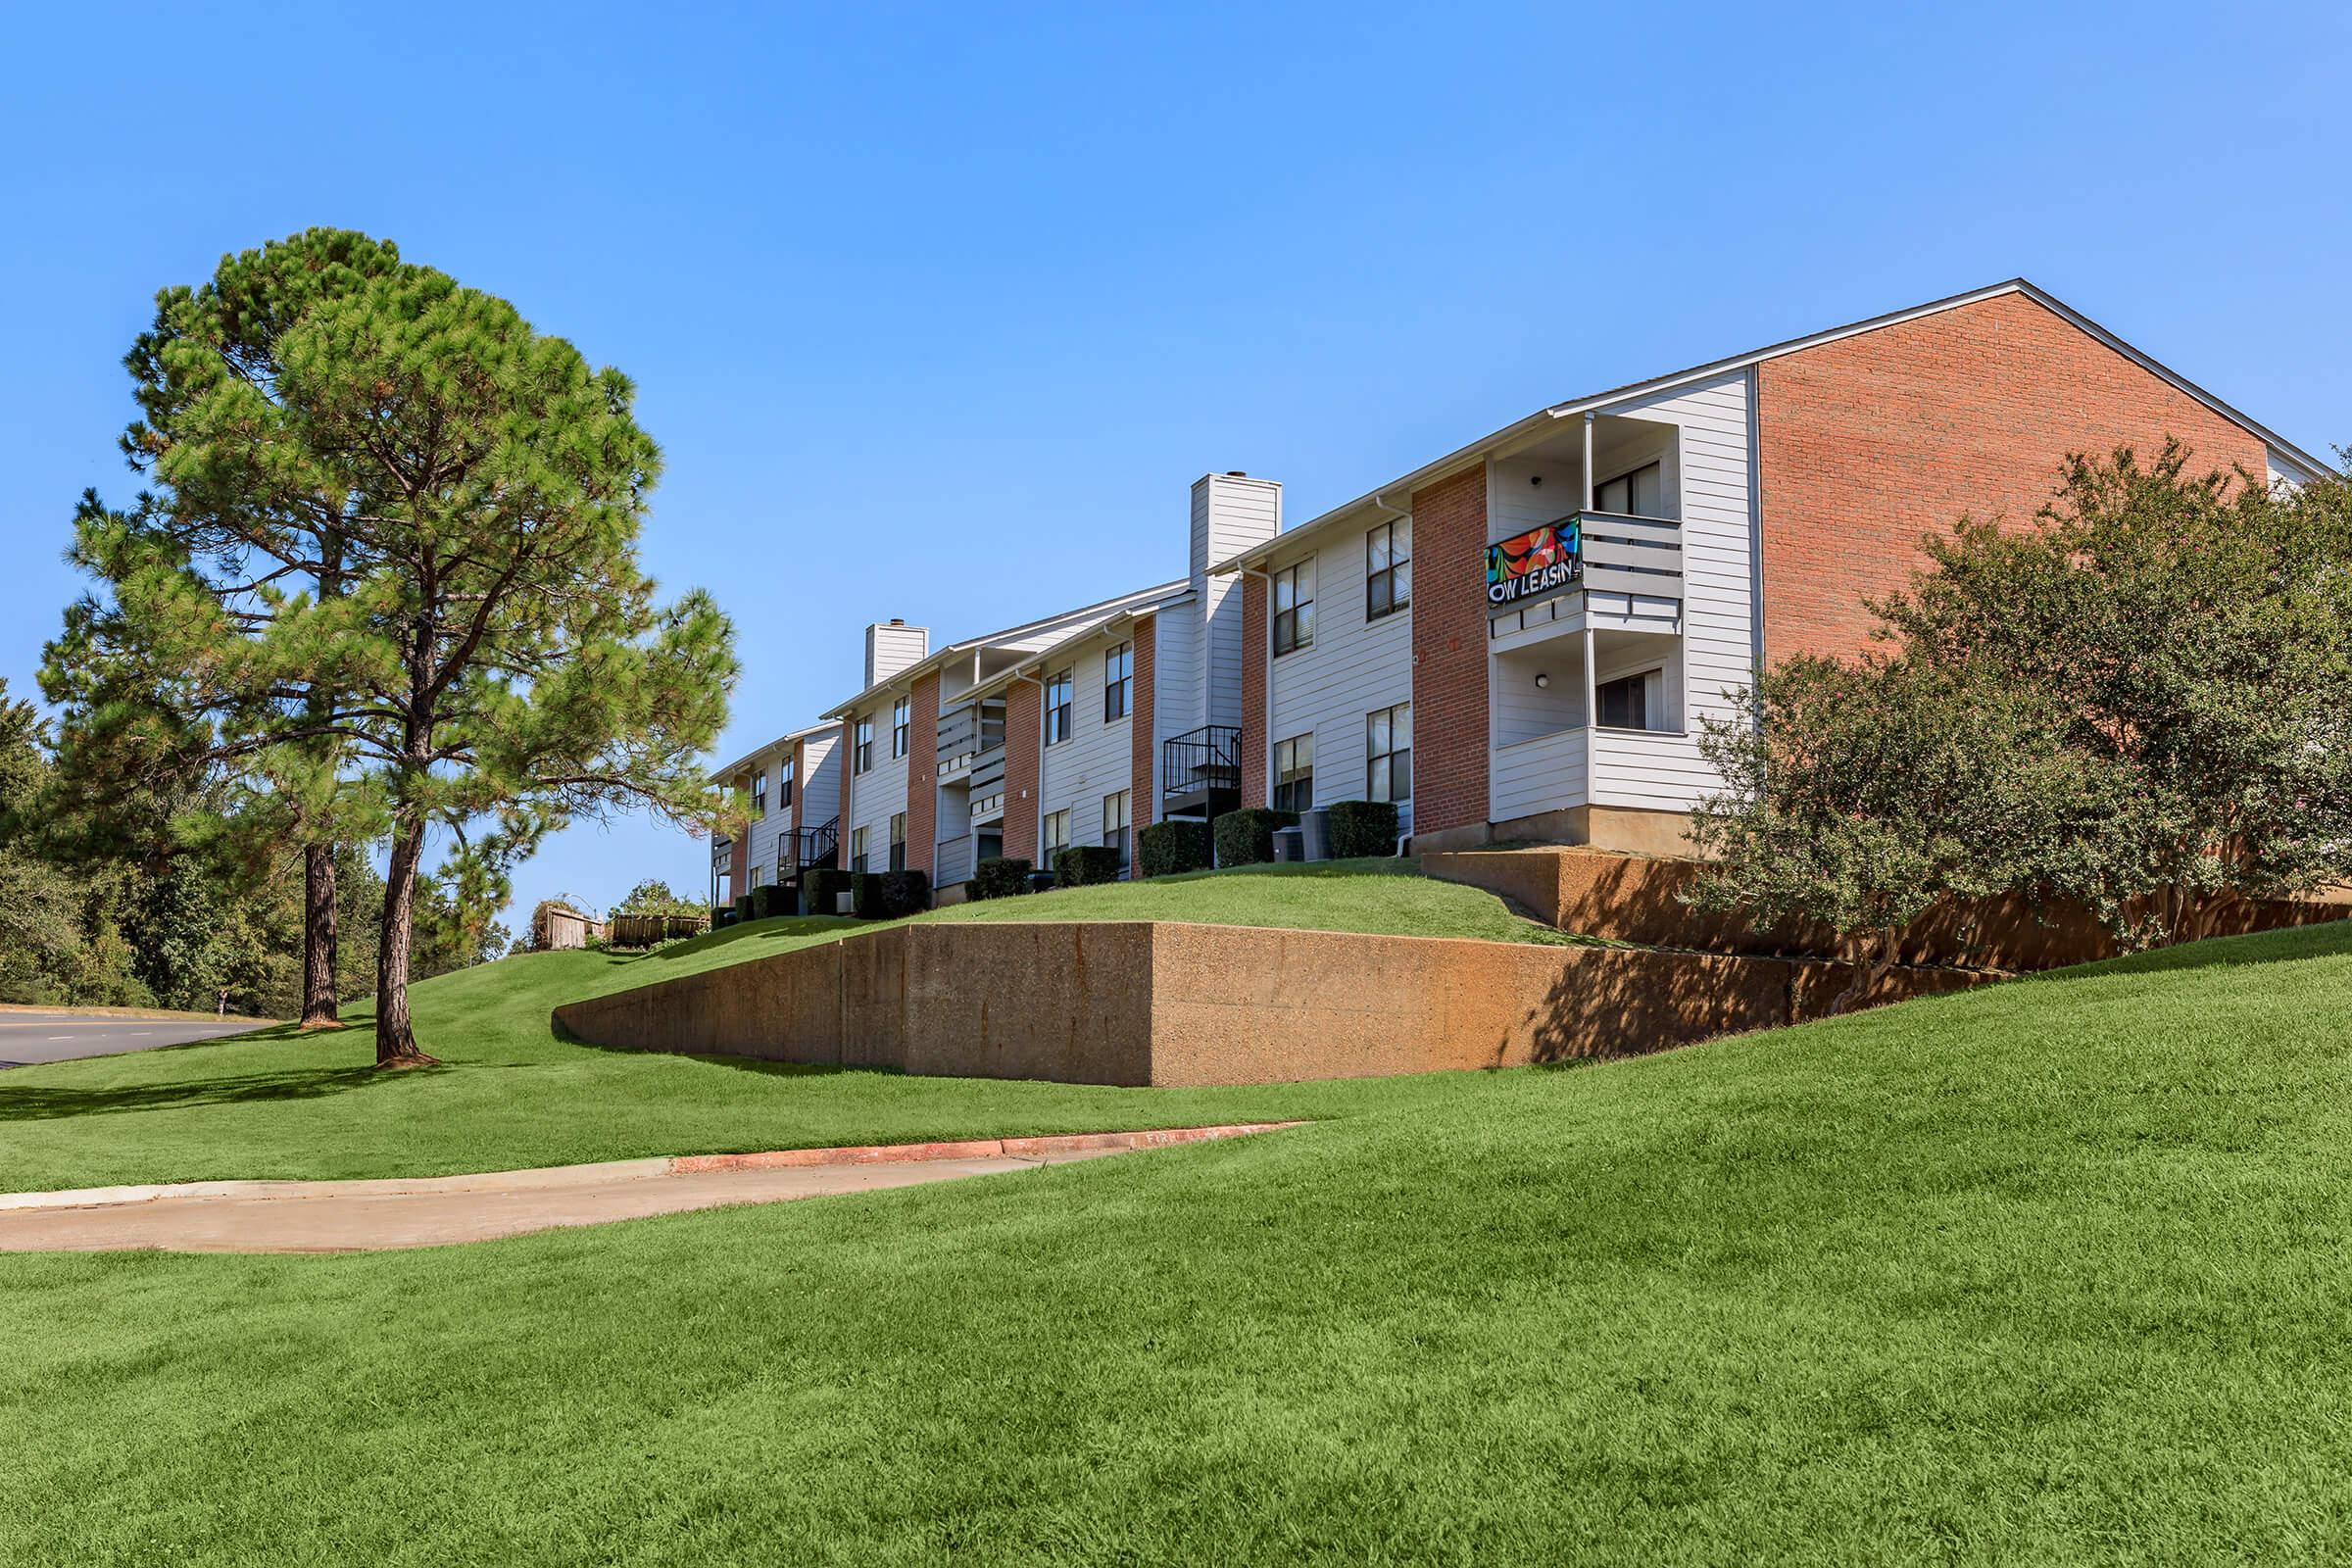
left=970, top=857, right=1032, bottom=902
left=1054, top=845, right=1124, bottom=888
left=801, top=867, right=852, bottom=916
left=749, top=883, right=796, bottom=919
left=850, top=868, right=931, bottom=920
left=1137, top=818, right=1212, bottom=879
left=1324, top=800, right=1402, bottom=859
left=732, top=893, right=756, bottom=925
left=1212, top=807, right=1298, bottom=868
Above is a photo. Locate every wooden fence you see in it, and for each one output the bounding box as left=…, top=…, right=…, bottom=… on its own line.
left=608, top=911, right=711, bottom=950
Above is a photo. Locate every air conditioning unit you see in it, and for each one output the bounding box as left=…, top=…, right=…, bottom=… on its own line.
left=836, top=891, right=855, bottom=915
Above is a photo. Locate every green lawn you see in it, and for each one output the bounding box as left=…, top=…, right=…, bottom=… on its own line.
left=4, top=920, right=2350, bottom=1563
left=0, top=859, right=1565, bottom=1193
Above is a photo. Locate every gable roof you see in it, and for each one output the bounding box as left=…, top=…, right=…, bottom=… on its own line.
left=1217, top=279, right=2330, bottom=572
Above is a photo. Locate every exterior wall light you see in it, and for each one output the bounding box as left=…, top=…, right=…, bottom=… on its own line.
left=1534, top=672, right=1550, bottom=689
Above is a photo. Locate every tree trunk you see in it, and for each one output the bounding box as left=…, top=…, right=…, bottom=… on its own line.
left=1829, top=927, right=1897, bottom=1017
left=299, top=842, right=342, bottom=1028
left=374, top=821, right=438, bottom=1068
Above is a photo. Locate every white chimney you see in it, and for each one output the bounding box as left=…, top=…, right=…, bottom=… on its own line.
left=863, top=619, right=930, bottom=688
left=1189, top=472, right=1280, bottom=731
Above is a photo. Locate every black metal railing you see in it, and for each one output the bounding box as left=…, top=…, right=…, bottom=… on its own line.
left=797, top=815, right=840, bottom=871
left=1162, top=724, right=1242, bottom=806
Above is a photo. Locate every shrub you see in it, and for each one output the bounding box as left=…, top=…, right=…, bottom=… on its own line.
left=1054, top=845, right=1124, bottom=887
left=801, top=867, right=853, bottom=916
left=970, top=857, right=1032, bottom=901
left=732, top=893, right=755, bottom=925
left=879, top=869, right=931, bottom=917
left=1212, top=807, right=1298, bottom=868
left=749, top=883, right=795, bottom=919
left=850, top=869, right=930, bottom=920
left=1137, top=818, right=1212, bottom=879
left=1323, top=800, right=1401, bottom=859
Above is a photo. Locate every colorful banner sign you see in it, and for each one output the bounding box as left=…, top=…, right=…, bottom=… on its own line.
left=1486, top=517, right=1582, bottom=608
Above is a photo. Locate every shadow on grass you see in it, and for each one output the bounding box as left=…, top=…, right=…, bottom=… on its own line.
left=636, top=914, right=865, bottom=964
left=0, top=1064, right=387, bottom=1122
left=2039, top=917, right=2352, bottom=981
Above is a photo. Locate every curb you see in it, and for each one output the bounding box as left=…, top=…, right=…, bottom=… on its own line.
left=0, top=1123, right=1307, bottom=1213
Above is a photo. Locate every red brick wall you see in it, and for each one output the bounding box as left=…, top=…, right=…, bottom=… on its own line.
left=1240, top=575, right=1267, bottom=809
left=1757, top=291, right=2270, bottom=664
left=906, top=670, right=938, bottom=876
left=1004, top=679, right=1040, bottom=861
left=1131, top=617, right=1155, bottom=828
left=1407, top=466, right=1490, bottom=834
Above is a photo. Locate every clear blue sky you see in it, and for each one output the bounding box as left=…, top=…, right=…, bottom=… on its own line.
left=5, top=1, right=2346, bottom=933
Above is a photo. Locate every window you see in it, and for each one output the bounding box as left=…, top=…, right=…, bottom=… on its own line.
left=1104, top=641, right=1133, bottom=721
left=1041, top=808, right=1070, bottom=868
left=1366, top=518, right=1411, bottom=621
left=1045, top=668, right=1074, bottom=746
left=1593, top=461, right=1664, bottom=516
left=1272, top=559, right=1315, bottom=655
left=850, top=825, right=870, bottom=873
left=1596, top=672, right=1652, bottom=730
left=1102, top=790, right=1131, bottom=871
left=853, top=716, right=874, bottom=774
left=777, top=756, right=795, bottom=809
left=1367, top=703, right=1412, bottom=805
left=1273, top=733, right=1314, bottom=813
left=888, top=811, right=907, bottom=873
left=891, top=697, right=911, bottom=759
left=751, top=769, right=767, bottom=815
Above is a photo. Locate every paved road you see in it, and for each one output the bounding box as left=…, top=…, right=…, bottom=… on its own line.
left=0, top=1012, right=269, bottom=1069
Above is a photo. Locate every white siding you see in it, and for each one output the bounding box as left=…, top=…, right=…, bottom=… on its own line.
left=1262, top=526, right=1414, bottom=812
left=1493, top=726, right=1587, bottom=823
left=846, top=701, right=908, bottom=871
left=1480, top=371, right=1752, bottom=823
left=863, top=622, right=929, bottom=686
left=1192, top=474, right=1280, bottom=730
left=1036, top=629, right=1137, bottom=861
left=800, top=733, right=842, bottom=831
left=1597, top=369, right=1752, bottom=811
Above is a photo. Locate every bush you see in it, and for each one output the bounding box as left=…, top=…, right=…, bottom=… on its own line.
left=732, top=893, right=755, bottom=925
left=1137, top=819, right=1212, bottom=879
left=969, top=857, right=1032, bottom=902
left=801, top=867, right=853, bottom=916
left=850, top=868, right=930, bottom=920
left=1212, top=807, right=1298, bottom=868
left=1323, top=800, right=1401, bottom=859
left=749, top=883, right=796, bottom=919
left=1054, top=845, right=1124, bottom=887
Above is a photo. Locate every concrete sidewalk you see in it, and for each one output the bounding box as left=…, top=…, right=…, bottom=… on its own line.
left=0, top=1122, right=1298, bottom=1254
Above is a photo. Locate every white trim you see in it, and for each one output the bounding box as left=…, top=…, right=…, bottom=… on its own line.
left=1214, top=278, right=2331, bottom=573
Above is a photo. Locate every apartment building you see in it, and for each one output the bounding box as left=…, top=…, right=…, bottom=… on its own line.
left=712, top=279, right=2326, bottom=906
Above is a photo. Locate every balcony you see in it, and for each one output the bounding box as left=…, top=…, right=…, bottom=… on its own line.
left=1487, top=510, right=1683, bottom=638
left=795, top=815, right=839, bottom=873
left=1162, top=724, right=1241, bottom=821
left=937, top=697, right=1007, bottom=780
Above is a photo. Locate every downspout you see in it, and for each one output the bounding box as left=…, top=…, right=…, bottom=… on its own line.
left=1583, top=413, right=1598, bottom=816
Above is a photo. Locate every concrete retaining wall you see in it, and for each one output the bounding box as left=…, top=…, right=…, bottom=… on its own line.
left=553, top=919, right=1982, bottom=1088
left=1423, top=847, right=2352, bottom=973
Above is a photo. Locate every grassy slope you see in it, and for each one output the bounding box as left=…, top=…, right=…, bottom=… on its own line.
left=0, top=860, right=1564, bottom=1193
left=4, top=921, right=2350, bottom=1563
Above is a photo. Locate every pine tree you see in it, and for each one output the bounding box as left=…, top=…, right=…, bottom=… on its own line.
left=43, top=229, right=404, bottom=1027
left=52, top=234, right=736, bottom=1065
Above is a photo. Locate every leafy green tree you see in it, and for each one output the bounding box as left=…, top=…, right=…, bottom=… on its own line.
left=612, top=877, right=703, bottom=917
left=43, top=229, right=405, bottom=1027
left=1876, top=443, right=2352, bottom=943
left=1688, top=654, right=2104, bottom=1007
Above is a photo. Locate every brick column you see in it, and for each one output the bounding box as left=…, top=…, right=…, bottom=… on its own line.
left=1240, top=575, right=1267, bottom=809
left=1409, top=466, right=1490, bottom=835
left=1004, top=679, right=1041, bottom=861
left=907, top=670, right=939, bottom=876
left=1131, top=617, right=1156, bottom=828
